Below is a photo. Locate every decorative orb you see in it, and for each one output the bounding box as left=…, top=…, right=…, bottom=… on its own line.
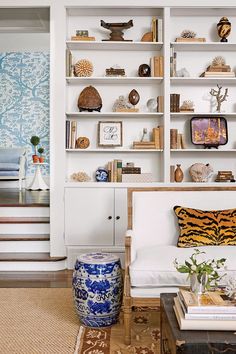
left=95, top=167, right=108, bottom=182
left=75, top=137, right=90, bottom=149
left=146, top=98, right=157, bottom=112
left=74, top=59, right=93, bottom=77
left=138, top=64, right=151, bottom=77
left=128, top=89, right=140, bottom=106
left=217, top=17, right=231, bottom=42
left=77, top=85, right=102, bottom=112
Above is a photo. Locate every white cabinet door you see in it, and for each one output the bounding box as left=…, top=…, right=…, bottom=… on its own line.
left=114, top=188, right=128, bottom=246
left=65, top=188, right=114, bottom=246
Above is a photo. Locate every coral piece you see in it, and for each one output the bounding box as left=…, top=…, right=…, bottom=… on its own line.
left=112, top=95, right=133, bottom=112
left=189, top=163, right=213, bottom=182
left=74, top=59, right=93, bottom=77
left=176, top=68, right=190, bottom=77
left=180, top=29, right=196, bottom=38
left=180, top=100, right=194, bottom=111
left=70, top=171, right=91, bottom=182
left=212, top=56, right=226, bottom=67
left=209, top=84, right=228, bottom=113
left=77, top=85, right=102, bottom=112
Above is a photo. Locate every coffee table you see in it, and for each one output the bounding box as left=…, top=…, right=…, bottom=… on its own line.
left=160, top=293, right=236, bottom=354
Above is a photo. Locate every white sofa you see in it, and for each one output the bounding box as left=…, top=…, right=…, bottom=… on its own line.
left=123, top=187, right=236, bottom=344
left=0, top=148, right=27, bottom=190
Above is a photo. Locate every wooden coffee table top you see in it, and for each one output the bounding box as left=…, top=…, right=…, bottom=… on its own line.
left=160, top=293, right=236, bottom=353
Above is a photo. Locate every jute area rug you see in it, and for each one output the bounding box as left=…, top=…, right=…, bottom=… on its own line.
left=0, top=288, right=160, bottom=354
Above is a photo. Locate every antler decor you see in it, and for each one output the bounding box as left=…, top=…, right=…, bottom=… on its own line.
left=209, top=84, right=228, bottom=113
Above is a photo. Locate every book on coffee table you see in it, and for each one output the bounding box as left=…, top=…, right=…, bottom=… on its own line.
left=173, top=297, right=236, bottom=330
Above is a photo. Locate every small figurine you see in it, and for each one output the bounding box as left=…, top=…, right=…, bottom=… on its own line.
left=217, top=17, right=231, bottom=42
left=140, top=128, right=149, bottom=142
left=209, top=84, right=228, bottom=113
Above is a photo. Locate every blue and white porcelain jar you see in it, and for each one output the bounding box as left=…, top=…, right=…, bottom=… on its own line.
left=72, top=252, right=123, bottom=327
left=95, top=167, right=108, bottom=182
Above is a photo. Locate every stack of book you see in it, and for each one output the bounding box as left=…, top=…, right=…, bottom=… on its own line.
left=151, top=17, right=163, bottom=42
left=150, top=55, right=164, bottom=77
left=215, top=170, right=234, bottom=182
left=66, top=120, right=78, bottom=149
left=71, top=30, right=95, bottom=41
left=170, top=47, right=177, bottom=77
left=170, top=94, right=180, bottom=112
left=157, top=96, right=164, bottom=113
left=175, top=37, right=206, bottom=42
left=174, top=289, right=236, bottom=330
left=202, top=64, right=235, bottom=78
left=170, top=129, right=186, bottom=149
left=107, top=159, right=122, bottom=182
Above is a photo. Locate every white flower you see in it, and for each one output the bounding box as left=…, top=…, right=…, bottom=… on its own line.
left=191, top=265, right=197, bottom=271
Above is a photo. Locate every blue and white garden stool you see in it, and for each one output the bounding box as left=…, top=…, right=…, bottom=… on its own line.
left=72, top=252, right=123, bottom=327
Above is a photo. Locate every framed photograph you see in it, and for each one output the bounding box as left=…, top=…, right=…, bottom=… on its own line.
left=190, top=117, right=228, bottom=148
left=98, top=121, right=123, bottom=147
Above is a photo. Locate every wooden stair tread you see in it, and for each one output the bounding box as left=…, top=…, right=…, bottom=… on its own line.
left=0, top=253, right=66, bottom=262
left=0, top=217, right=50, bottom=224
left=0, top=234, right=50, bottom=241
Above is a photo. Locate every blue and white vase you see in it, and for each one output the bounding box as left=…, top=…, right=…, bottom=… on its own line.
left=95, top=167, right=108, bottom=182
left=72, top=252, right=123, bottom=327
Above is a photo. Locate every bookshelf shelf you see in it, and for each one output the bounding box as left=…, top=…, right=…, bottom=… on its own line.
left=171, top=149, right=236, bottom=153
left=171, top=77, right=236, bottom=85
left=66, top=112, right=163, bottom=118
left=171, top=112, right=236, bottom=117
left=66, top=148, right=163, bottom=152
left=66, top=40, right=163, bottom=51
left=66, top=77, right=163, bottom=84
left=170, top=42, right=236, bottom=51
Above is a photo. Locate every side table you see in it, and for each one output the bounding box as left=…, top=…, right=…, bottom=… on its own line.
left=27, top=163, right=49, bottom=190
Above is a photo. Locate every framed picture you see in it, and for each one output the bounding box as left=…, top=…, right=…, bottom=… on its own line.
left=190, top=117, right=228, bottom=148
left=98, top=121, right=123, bottom=147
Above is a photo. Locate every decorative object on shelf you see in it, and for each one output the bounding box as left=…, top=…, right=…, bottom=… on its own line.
left=189, top=163, right=213, bottom=182
left=138, top=64, right=151, bottom=77
left=77, top=85, right=102, bottom=112
left=217, top=16, right=231, bottom=42
left=174, top=248, right=226, bottom=294
left=30, top=135, right=40, bottom=162
left=176, top=68, right=190, bottom=77
left=98, top=121, right=123, bottom=147
left=215, top=170, right=235, bottom=183
left=112, top=95, right=138, bottom=112
left=75, top=137, right=90, bottom=149
left=141, top=31, right=153, bottom=42
left=72, top=252, right=123, bottom=327
left=73, top=59, right=93, bottom=77
left=100, top=19, right=133, bottom=41
left=209, top=85, right=229, bottom=113
left=71, top=30, right=95, bottom=41
left=175, top=29, right=206, bottom=42
left=76, top=30, right=89, bottom=37
left=128, top=89, right=140, bottom=106
left=174, top=164, right=184, bottom=183
left=225, top=278, right=236, bottom=300
left=179, top=100, right=194, bottom=112
left=200, top=56, right=235, bottom=78
left=146, top=98, right=157, bottom=112
left=37, top=147, right=45, bottom=163
left=105, top=65, right=125, bottom=77
left=70, top=171, right=91, bottom=182
left=95, top=167, right=109, bottom=182
left=140, top=128, right=149, bottom=142
left=190, top=116, right=228, bottom=148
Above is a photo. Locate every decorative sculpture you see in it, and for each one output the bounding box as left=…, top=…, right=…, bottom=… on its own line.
left=77, top=85, right=102, bottom=112
left=189, top=163, right=213, bottom=182
left=101, top=19, right=133, bottom=41
left=128, top=89, right=140, bottom=106
left=74, top=59, right=93, bottom=77
left=217, top=17, right=231, bottom=42
left=138, top=64, right=151, bottom=77
left=209, top=84, right=228, bottom=113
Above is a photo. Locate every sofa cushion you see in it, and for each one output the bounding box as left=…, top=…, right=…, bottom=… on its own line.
left=0, top=148, right=25, bottom=164
left=174, top=206, right=236, bottom=247
left=0, top=171, right=19, bottom=176
left=129, top=245, right=236, bottom=287
left=0, top=163, right=19, bottom=171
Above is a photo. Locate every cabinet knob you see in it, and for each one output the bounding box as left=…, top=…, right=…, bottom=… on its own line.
left=108, top=216, right=112, bottom=220
left=116, top=216, right=120, bottom=220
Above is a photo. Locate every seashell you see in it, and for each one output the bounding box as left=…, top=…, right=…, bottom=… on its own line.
left=74, top=59, right=93, bottom=77
left=217, top=17, right=231, bottom=42
left=212, top=56, right=226, bottom=67
left=128, top=89, right=140, bottom=106
left=189, top=163, right=213, bottom=182
left=77, top=85, right=102, bottom=112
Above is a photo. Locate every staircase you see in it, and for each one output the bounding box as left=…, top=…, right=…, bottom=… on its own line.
left=0, top=204, right=67, bottom=271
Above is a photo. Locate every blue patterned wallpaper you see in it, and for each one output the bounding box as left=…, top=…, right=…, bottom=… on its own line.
left=0, top=52, right=50, bottom=175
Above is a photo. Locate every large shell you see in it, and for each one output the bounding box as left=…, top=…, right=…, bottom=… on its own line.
left=189, top=163, right=213, bottom=182
left=74, top=59, right=93, bottom=77
left=77, top=86, right=102, bottom=112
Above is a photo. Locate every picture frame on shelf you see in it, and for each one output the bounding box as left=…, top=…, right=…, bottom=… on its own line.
left=98, top=121, right=123, bottom=147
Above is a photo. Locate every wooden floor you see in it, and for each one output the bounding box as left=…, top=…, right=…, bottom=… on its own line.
left=0, top=270, right=73, bottom=288
left=0, top=188, right=49, bottom=206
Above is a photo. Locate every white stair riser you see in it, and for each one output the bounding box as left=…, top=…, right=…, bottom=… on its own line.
left=0, top=224, right=50, bottom=234
left=0, top=241, right=50, bottom=253
left=0, top=260, right=67, bottom=271
left=0, top=207, right=49, bottom=217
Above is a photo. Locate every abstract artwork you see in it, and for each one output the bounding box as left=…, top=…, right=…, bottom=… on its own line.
left=0, top=52, right=50, bottom=175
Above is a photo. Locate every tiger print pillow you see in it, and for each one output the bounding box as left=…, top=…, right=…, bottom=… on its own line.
left=173, top=206, right=236, bottom=247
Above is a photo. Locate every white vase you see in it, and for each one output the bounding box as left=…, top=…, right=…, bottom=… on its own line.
left=190, top=273, right=208, bottom=295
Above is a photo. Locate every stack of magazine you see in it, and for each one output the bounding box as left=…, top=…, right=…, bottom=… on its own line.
left=174, top=289, right=236, bottom=330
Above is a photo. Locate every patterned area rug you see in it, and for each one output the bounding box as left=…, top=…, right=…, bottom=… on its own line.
left=74, top=307, right=161, bottom=354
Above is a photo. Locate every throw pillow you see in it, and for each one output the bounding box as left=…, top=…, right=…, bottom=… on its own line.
left=173, top=206, right=236, bottom=247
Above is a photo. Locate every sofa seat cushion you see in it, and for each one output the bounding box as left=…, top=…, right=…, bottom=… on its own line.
left=0, top=171, right=19, bottom=176
left=129, top=245, right=236, bottom=287
left=0, top=163, right=19, bottom=171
